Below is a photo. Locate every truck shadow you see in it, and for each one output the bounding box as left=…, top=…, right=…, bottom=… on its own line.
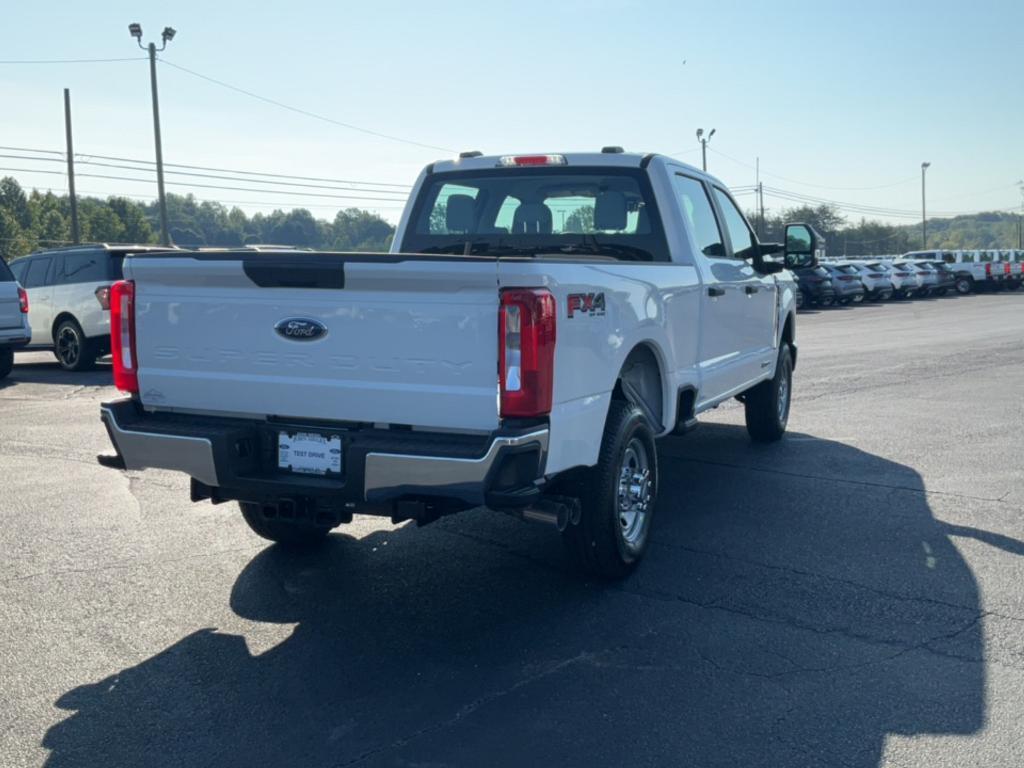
left=1, top=356, right=112, bottom=390
left=41, top=425, right=985, bottom=767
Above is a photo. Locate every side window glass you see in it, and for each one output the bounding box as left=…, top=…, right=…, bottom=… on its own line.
left=61, top=252, right=107, bottom=283
left=24, top=257, right=53, bottom=288
left=672, top=174, right=725, bottom=259
left=9, top=260, right=27, bottom=283
left=712, top=187, right=757, bottom=260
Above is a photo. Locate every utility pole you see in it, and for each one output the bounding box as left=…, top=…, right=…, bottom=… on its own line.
left=62, top=88, right=80, bottom=244
left=921, top=161, right=930, bottom=249
left=1018, top=181, right=1023, bottom=250
left=696, top=128, right=715, bottom=172
left=129, top=22, right=176, bottom=246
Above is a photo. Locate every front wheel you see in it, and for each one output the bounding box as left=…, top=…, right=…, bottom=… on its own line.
left=0, top=347, right=13, bottom=379
left=744, top=344, right=793, bottom=443
left=239, top=502, right=331, bottom=548
left=955, top=276, right=972, bottom=295
left=562, top=400, right=658, bottom=580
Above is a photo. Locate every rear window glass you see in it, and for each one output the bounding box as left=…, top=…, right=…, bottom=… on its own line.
left=0, top=259, right=12, bottom=282
left=59, top=251, right=109, bottom=284
left=837, top=265, right=860, bottom=274
left=405, top=167, right=670, bottom=262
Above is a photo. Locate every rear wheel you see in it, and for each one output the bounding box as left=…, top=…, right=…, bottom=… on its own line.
left=239, top=502, right=331, bottom=548
left=53, top=319, right=97, bottom=372
left=0, top=348, right=13, bottom=379
left=562, top=400, right=658, bottom=580
left=744, top=344, right=793, bottom=443
left=1007, top=281, right=1021, bottom=292
left=955, top=276, right=973, bottom=295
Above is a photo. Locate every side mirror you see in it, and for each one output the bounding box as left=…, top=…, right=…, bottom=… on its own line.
left=783, top=223, right=823, bottom=269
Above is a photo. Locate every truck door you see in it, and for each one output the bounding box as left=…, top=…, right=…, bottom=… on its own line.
left=711, top=186, right=778, bottom=376
left=669, top=172, right=752, bottom=400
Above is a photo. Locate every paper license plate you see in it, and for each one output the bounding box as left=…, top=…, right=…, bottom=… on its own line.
left=278, top=431, right=342, bottom=476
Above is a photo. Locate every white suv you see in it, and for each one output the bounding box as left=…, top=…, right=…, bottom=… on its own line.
left=0, top=258, right=31, bottom=379
left=9, top=244, right=174, bottom=371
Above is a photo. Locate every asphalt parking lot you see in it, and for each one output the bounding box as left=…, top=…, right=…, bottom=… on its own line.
left=1, top=292, right=1022, bottom=767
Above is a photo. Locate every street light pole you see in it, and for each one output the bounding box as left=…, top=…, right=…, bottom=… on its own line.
left=696, top=128, right=715, bottom=172
left=921, top=162, right=931, bottom=249
left=129, top=23, right=176, bottom=246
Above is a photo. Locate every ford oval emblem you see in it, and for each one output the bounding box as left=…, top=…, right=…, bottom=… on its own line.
left=275, top=317, right=328, bottom=341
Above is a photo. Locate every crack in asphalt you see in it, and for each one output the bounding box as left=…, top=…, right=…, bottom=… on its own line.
left=335, top=651, right=599, bottom=767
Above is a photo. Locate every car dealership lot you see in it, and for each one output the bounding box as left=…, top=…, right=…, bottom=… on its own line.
left=1, top=294, right=1022, bottom=767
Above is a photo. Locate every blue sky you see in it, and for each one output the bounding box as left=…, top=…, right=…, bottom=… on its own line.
left=1, top=0, right=1021, bottom=223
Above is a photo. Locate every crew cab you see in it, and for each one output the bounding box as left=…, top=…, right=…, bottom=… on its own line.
left=97, top=151, right=808, bottom=578
left=936, top=250, right=1003, bottom=294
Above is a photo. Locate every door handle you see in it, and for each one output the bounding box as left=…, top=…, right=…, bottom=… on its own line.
left=707, top=286, right=726, bottom=297
left=745, top=286, right=760, bottom=294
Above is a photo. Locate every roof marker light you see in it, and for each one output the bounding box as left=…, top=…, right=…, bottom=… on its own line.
left=498, top=155, right=568, bottom=168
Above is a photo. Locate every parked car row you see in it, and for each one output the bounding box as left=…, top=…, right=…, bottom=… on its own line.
left=794, top=250, right=1021, bottom=309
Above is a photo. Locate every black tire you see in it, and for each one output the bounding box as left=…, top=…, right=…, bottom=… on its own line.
left=936, top=287, right=948, bottom=296
left=955, top=276, right=973, bottom=295
left=562, top=400, right=658, bottom=580
left=744, top=344, right=793, bottom=443
left=1007, top=281, right=1021, bottom=292
left=0, top=347, right=13, bottom=379
left=53, top=319, right=97, bottom=372
left=239, top=502, right=330, bottom=548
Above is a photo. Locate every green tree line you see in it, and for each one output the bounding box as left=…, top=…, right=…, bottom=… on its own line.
left=0, top=176, right=395, bottom=262
left=751, top=204, right=1022, bottom=257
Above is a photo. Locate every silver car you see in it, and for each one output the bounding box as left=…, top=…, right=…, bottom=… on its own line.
left=0, top=258, right=32, bottom=379
left=849, top=262, right=894, bottom=301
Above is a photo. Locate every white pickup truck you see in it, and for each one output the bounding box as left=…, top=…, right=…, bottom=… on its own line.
left=97, top=150, right=810, bottom=578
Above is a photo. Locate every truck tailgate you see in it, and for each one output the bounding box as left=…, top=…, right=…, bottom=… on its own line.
left=126, top=253, right=501, bottom=431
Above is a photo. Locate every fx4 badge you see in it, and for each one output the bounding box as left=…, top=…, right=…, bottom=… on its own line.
left=567, top=292, right=606, bottom=318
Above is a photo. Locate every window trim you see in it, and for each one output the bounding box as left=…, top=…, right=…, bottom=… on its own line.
left=711, top=185, right=758, bottom=261
left=672, top=172, right=727, bottom=262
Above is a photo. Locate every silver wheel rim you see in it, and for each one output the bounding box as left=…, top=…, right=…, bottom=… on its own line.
left=777, top=362, right=791, bottom=423
left=617, top=438, right=652, bottom=548
left=57, top=326, right=80, bottom=367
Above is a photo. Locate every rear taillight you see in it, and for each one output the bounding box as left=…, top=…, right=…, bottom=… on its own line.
left=896, top=272, right=910, bottom=277
left=869, top=273, right=884, bottom=278
left=917, top=271, right=929, bottom=277
left=17, top=286, right=28, bottom=313
left=95, top=285, right=111, bottom=310
left=110, top=280, right=138, bottom=393
left=499, top=288, right=556, bottom=418
left=1004, top=263, right=1012, bottom=276
left=839, top=276, right=857, bottom=282
left=985, top=263, right=992, bottom=276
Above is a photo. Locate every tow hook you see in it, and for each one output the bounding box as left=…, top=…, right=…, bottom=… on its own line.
left=515, top=495, right=582, bottom=532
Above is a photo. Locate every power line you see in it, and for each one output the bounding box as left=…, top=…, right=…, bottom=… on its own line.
left=0, top=152, right=410, bottom=197
left=0, top=57, right=147, bottom=64
left=708, top=147, right=920, bottom=191
left=158, top=58, right=456, bottom=154
left=0, top=145, right=413, bottom=189
left=0, top=166, right=409, bottom=203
